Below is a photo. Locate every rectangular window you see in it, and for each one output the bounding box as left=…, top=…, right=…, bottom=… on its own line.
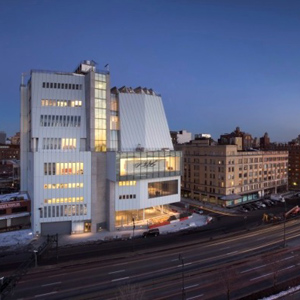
left=148, top=180, right=178, bottom=198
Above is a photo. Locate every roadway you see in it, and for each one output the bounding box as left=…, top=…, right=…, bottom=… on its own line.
left=9, top=216, right=300, bottom=299
left=2, top=197, right=300, bottom=299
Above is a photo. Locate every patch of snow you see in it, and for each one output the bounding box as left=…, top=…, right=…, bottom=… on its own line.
left=0, top=229, right=35, bottom=249
left=259, top=284, right=300, bottom=299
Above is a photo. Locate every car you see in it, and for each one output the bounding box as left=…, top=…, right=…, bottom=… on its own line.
left=239, top=207, right=248, bottom=213
left=244, top=205, right=253, bottom=211
left=194, top=209, right=204, bottom=214
left=250, top=203, right=258, bottom=210
left=142, top=228, right=160, bottom=238
left=262, top=200, right=272, bottom=207
left=256, top=201, right=266, bottom=208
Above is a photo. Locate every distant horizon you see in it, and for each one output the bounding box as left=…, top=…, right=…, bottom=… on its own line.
left=1, top=125, right=299, bottom=145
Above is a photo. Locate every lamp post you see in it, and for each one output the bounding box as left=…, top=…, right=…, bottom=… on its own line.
left=132, top=217, right=135, bottom=252
left=178, top=254, right=186, bottom=300
left=33, top=250, right=38, bottom=268
left=283, top=198, right=287, bottom=247
left=244, top=216, right=247, bottom=230
left=0, top=276, right=4, bottom=300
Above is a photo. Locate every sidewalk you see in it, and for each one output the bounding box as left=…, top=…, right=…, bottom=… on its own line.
left=0, top=213, right=209, bottom=252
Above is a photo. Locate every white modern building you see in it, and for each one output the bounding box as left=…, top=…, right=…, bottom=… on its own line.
left=20, top=61, right=182, bottom=235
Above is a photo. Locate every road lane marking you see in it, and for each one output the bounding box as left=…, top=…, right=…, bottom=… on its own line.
left=280, top=265, right=295, bottom=271
left=226, top=251, right=238, bottom=255
left=108, top=270, right=125, bottom=274
left=281, top=256, right=294, bottom=261
left=111, top=277, right=129, bottom=282
left=250, top=272, right=272, bottom=281
left=48, top=273, right=66, bottom=278
left=186, top=284, right=199, bottom=289
left=220, top=247, right=230, bottom=250
left=187, top=294, right=203, bottom=299
left=241, top=264, right=266, bottom=273
left=34, top=291, right=57, bottom=298
left=41, top=281, right=61, bottom=287
left=177, top=263, right=192, bottom=267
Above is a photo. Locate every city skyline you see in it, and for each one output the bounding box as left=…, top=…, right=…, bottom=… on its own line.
left=1, top=0, right=300, bottom=142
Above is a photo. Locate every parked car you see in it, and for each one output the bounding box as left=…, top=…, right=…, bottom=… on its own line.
left=255, top=201, right=266, bottom=208
left=239, top=207, right=248, bottom=213
left=194, top=209, right=204, bottom=214
left=244, top=205, right=253, bottom=211
left=250, top=203, right=258, bottom=210
left=142, top=228, right=160, bottom=238
left=262, top=200, right=272, bottom=207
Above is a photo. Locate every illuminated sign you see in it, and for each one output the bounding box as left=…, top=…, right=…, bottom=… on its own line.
left=121, top=158, right=166, bottom=175
left=0, top=202, right=21, bottom=209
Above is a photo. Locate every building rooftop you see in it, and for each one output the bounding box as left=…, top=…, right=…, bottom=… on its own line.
left=111, top=86, right=159, bottom=96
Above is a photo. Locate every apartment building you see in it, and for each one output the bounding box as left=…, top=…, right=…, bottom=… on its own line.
left=269, top=143, right=300, bottom=190
left=177, top=142, right=288, bottom=207
left=20, top=60, right=181, bottom=235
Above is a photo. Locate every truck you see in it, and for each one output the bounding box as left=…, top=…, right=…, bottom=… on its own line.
left=262, top=213, right=282, bottom=223
left=270, top=194, right=285, bottom=202
left=285, top=206, right=300, bottom=219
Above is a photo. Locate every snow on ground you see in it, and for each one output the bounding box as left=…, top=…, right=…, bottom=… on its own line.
left=0, top=229, right=35, bottom=251
left=0, top=213, right=208, bottom=251
left=259, top=285, right=300, bottom=299
left=0, top=192, right=28, bottom=202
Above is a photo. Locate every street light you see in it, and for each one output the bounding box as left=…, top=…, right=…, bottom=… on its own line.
left=0, top=276, right=4, bottom=300
left=178, top=254, right=186, bottom=300
left=283, top=198, right=287, bottom=247
left=132, top=217, right=135, bottom=252
left=33, top=250, right=38, bottom=268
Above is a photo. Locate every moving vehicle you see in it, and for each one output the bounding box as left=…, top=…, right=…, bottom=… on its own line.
left=143, top=228, right=160, bottom=238
left=285, top=206, right=300, bottom=218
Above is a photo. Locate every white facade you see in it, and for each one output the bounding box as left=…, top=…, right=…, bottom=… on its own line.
left=118, top=93, right=173, bottom=151
left=177, top=130, right=193, bottom=144
left=21, top=61, right=181, bottom=235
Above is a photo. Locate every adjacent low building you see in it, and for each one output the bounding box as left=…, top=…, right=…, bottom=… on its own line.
left=177, top=141, right=288, bottom=207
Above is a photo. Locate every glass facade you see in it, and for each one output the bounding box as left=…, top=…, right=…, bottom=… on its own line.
left=110, top=94, right=119, bottom=150
left=148, top=180, right=178, bottom=198
left=116, top=151, right=182, bottom=181
left=94, top=73, right=107, bottom=152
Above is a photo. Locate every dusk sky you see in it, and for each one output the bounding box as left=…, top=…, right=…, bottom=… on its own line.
left=1, top=0, right=300, bottom=142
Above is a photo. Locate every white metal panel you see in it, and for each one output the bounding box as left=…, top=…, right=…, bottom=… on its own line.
left=31, top=72, right=86, bottom=139
left=144, top=94, right=173, bottom=150
left=119, top=93, right=173, bottom=151
left=115, top=176, right=181, bottom=211
left=32, top=151, right=91, bottom=233
left=119, top=93, right=146, bottom=150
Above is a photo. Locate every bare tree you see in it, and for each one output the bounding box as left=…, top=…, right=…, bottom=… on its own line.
left=264, top=251, right=283, bottom=288
left=116, top=283, right=145, bottom=300
left=219, top=265, right=238, bottom=300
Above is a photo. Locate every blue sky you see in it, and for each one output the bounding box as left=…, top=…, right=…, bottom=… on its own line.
left=0, top=0, right=300, bottom=142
